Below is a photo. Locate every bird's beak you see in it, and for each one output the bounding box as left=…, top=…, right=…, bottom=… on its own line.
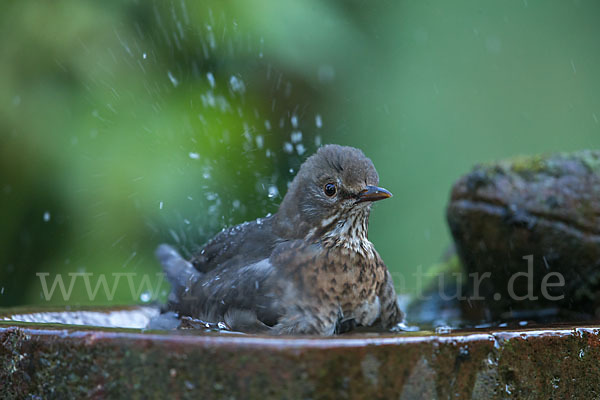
left=357, top=185, right=393, bottom=202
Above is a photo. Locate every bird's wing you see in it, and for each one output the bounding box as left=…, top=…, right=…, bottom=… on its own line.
left=159, top=239, right=344, bottom=334
left=162, top=244, right=286, bottom=331
left=161, top=239, right=332, bottom=332
left=189, top=214, right=282, bottom=273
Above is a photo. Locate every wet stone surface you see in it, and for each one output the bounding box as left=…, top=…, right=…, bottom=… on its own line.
left=447, top=150, right=600, bottom=321
left=2, top=307, right=600, bottom=399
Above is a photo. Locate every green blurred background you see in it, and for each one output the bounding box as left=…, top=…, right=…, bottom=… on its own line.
left=1, top=0, right=599, bottom=306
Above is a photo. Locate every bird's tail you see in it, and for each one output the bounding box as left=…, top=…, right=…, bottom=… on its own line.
left=155, top=244, right=201, bottom=303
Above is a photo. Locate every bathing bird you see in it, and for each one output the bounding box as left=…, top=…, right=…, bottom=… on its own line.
left=156, top=144, right=404, bottom=335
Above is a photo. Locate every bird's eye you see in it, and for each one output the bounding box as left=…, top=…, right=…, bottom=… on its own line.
left=324, top=183, right=337, bottom=197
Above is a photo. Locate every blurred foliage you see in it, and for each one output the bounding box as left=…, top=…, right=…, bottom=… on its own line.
left=1, top=0, right=600, bottom=306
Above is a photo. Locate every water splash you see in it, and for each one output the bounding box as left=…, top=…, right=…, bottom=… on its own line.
left=435, top=326, right=452, bottom=334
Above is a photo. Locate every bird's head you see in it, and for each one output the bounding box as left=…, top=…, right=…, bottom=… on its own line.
left=275, top=144, right=392, bottom=250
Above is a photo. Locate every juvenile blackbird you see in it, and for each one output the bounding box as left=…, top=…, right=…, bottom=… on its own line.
left=156, top=144, right=404, bottom=335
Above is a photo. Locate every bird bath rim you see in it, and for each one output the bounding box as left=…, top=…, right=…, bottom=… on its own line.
left=1, top=305, right=597, bottom=346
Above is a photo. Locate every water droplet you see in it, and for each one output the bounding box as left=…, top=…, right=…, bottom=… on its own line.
left=296, top=144, right=306, bottom=155
left=0, top=287, right=4, bottom=295
left=267, top=185, right=279, bottom=198
left=291, top=131, right=302, bottom=143
left=217, top=321, right=228, bottom=330
left=289, top=168, right=294, bottom=174
left=579, top=349, right=585, bottom=359
left=205, top=24, right=216, bottom=49
left=167, top=71, right=179, bottom=87
left=283, top=142, right=293, bottom=153
left=255, top=135, right=264, bottom=149
left=43, top=211, right=51, bottom=222
left=123, top=251, right=137, bottom=268
left=315, top=135, right=322, bottom=147
left=315, top=114, right=323, bottom=128
left=264, top=120, right=272, bottom=131
left=159, top=201, right=164, bottom=210
left=140, top=292, right=151, bottom=302
left=206, top=72, right=215, bottom=88
left=184, top=381, right=195, bottom=390
left=229, top=75, right=245, bottom=94
left=189, top=152, right=200, bottom=160
left=256, top=218, right=262, bottom=225
left=206, top=192, right=218, bottom=201
left=232, top=200, right=240, bottom=208
left=291, top=115, right=298, bottom=128
left=142, top=52, right=147, bottom=59
left=258, top=37, right=264, bottom=58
